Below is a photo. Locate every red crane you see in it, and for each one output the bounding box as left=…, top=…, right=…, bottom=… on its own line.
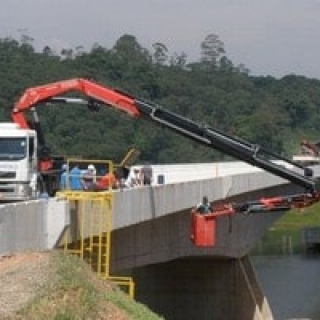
left=10, top=78, right=320, bottom=246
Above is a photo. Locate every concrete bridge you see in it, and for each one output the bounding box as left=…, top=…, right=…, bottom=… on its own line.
left=1, top=161, right=319, bottom=319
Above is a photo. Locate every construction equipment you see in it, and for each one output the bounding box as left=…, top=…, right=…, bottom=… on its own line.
left=0, top=123, right=39, bottom=200
left=2, top=78, right=320, bottom=223
left=0, top=89, right=139, bottom=200
left=292, top=140, right=320, bottom=165
left=300, top=140, right=320, bottom=156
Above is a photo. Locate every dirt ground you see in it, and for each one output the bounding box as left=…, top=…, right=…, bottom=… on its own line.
left=0, top=252, right=51, bottom=318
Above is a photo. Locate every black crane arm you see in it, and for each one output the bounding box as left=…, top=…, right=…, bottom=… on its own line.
left=134, top=99, right=317, bottom=193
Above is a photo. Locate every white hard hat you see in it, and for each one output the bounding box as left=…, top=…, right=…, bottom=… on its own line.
left=88, top=164, right=95, bottom=170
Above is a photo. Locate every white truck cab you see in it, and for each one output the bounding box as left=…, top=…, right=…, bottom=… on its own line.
left=0, top=123, right=38, bottom=201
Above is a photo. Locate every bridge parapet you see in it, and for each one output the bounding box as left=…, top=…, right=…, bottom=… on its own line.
left=113, top=169, right=289, bottom=229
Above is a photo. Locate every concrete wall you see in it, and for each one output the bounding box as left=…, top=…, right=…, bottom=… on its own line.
left=132, top=160, right=311, bottom=185
left=0, top=200, right=46, bottom=255
left=131, top=256, right=273, bottom=320
left=0, top=198, right=68, bottom=256
left=111, top=206, right=285, bottom=271
left=0, top=167, right=301, bottom=258
left=133, top=161, right=263, bottom=184
left=113, top=169, right=293, bottom=229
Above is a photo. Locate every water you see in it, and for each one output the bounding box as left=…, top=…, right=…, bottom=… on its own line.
left=252, top=254, right=320, bottom=320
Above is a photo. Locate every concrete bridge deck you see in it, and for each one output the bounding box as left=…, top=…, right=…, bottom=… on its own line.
left=1, top=161, right=319, bottom=319
left=0, top=161, right=306, bottom=257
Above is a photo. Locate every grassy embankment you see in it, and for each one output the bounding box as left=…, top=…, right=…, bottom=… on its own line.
left=252, top=202, right=320, bottom=255
left=11, top=251, right=163, bottom=320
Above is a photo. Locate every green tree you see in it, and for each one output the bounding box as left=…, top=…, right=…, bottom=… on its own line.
left=200, top=33, right=225, bottom=68
left=152, top=42, right=168, bottom=65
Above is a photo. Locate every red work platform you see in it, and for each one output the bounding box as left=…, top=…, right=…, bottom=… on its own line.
left=191, top=205, right=235, bottom=247
left=191, top=213, right=216, bottom=247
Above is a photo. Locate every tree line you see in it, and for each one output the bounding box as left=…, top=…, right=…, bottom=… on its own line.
left=1, top=33, right=320, bottom=164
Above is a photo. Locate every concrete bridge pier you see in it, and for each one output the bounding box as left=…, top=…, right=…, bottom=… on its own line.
left=130, top=256, right=273, bottom=320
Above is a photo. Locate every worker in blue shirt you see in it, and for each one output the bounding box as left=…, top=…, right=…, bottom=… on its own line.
left=70, top=164, right=82, bottom=190
left=59, top=164, right=68, bottom=190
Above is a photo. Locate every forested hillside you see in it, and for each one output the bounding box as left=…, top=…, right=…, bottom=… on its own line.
left=1, top=33, right=320, bottom=164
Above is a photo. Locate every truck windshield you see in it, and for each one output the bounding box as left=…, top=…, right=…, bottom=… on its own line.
left=0, top=137, right=27, bottom=160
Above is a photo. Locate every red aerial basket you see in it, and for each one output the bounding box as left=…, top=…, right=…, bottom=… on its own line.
left=190, top=205, right=235, bottom=247
left=191, top=211, right=216, bottom=247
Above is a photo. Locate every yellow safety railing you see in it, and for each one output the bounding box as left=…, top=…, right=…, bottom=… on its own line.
left=56, top=158, right=135, bottom=298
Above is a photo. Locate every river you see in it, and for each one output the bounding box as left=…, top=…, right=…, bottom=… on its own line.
left=252, top=254, right=320, bottom=320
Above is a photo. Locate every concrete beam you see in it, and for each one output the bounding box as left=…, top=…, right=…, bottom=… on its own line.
left=130, top=256, right=273, bottom=320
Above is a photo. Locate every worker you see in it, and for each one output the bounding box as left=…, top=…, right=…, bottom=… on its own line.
left=115, top=167, right=129, bottom=189
left=81, top=164, right=97, bottom=190
left=97, top=169, right=119, bottom=190
left=125, top=168, right=142, bottom=188
left=141, top=162, right=153, bottom=186
left=70, top=164, right=82, bottom=190
left=196, top=196, right=212, bottom=214
left=59, top=163, right=68, bottom=190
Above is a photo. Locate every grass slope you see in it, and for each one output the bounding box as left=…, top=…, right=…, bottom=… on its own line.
left=0, top=250, right=163, bottom=320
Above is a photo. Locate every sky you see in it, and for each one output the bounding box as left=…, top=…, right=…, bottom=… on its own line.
left=1, top=0, right=320, bottom=79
